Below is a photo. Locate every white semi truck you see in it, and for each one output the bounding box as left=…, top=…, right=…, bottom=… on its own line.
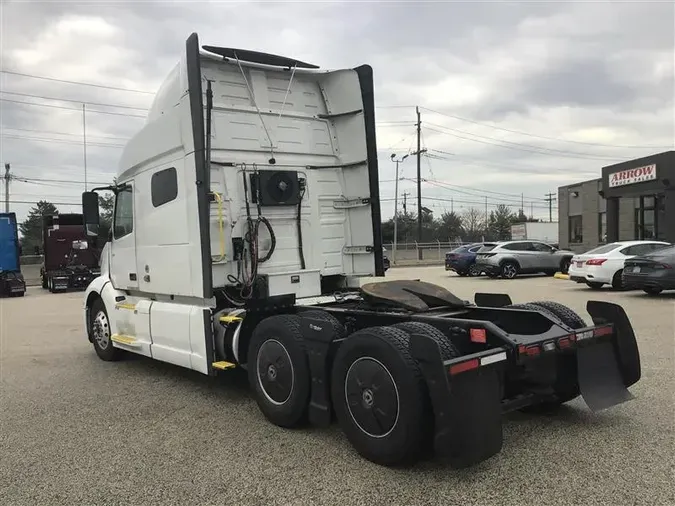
left=81, top=33, right=642, bottom=468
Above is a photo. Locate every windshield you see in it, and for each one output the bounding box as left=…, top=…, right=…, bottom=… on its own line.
left=583, top=243, right=621, bottom=255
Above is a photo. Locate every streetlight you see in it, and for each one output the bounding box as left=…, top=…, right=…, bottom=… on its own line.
left=390, top=153, right=409, bottom=264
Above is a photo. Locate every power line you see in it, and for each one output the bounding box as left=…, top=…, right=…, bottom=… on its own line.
left=0, top=126, right=130, bottom=142
left=0, top=98, right=146, bottom=118
left=419, top=106, right=673, bottom=149
left=0, top=91, right=148, bottom=111
left=17, top=176, right=112, bottom=186
left=0, top=70, right=155, bottom=95
left=425, top=123, right=621, bottom=161
left=1, top=133, right=125, bottom=148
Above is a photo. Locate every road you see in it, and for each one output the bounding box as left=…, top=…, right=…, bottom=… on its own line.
left=1, top=268, right=673, bottom=506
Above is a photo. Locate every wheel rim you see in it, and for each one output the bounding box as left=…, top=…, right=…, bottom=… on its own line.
left=93, top=310, right=110, bottom=349
left=469, top=265, right=480, bottom=276
left=344, top=357, right=400, bottom=439
left=503, top=264, right=517, bottom=278
left=256, top=339, right=294, bottom=406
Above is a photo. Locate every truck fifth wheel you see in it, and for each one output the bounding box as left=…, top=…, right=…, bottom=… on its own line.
left=80, top=33, right=642, bottom=468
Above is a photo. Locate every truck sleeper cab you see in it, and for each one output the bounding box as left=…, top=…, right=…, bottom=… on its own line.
left=81, top=33, right=642, bottom=468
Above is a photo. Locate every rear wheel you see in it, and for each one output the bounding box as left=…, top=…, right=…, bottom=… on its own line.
left=248, top=314, right=311, bottom=428
left=331, top=326, right=430, bottom=466
left=468, top=264, right=482, bottom=277
left=644, top=286, right=663, bottom=296
left=500, top=261, right=519, bottom=279
left=560, top=258, right=572, bottom=274
left=392, top=321, right=460, bottom=360
left=521, top=300, right=585, bottom=410
left=612, top=269, right=625, bottom=290
left=586, top=282, right=604, bottom=290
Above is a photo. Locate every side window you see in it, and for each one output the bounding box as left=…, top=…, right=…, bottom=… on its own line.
left=469, top=246, right=481, bottom=253
left=113, top=186, right=134, bottom=239
left=151, top=167, right=178, bottom=207
left=503, top=242, right=525, bottom=251
left=532, top=242, right=552, bottom=252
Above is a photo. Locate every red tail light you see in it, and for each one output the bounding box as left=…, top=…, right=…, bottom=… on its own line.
left=449, top=359, right=480, bottom=375
left=585, top=258, right=607, bottom=266
left=593, top=325, right=613, bottom=337
left=558, top=337, right=571, bottom=349
left=653, top=263, right=672, bottom=269
left=519, top=344, right=541, bottom=356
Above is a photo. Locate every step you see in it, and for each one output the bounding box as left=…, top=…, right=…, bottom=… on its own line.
left=111, top=334, right=141, bottom=347
left=212, top=361, right=236, bottom=370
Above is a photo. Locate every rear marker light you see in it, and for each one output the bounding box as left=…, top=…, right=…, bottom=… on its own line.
left=449, top=359, right=479, bottom=376
left=518, top=344, right=526, bottom=355
left=594, top=325, right=613, bottom=337
left=470, top=328, right=487, bottom=343
left=526, top=345, right=540, bottom=356
left=542, top=341, right=556, bottom=352
left=558, top=337, right=571, bottom=349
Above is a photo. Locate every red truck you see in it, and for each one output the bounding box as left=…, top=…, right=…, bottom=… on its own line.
left=40, top=213, right=100, bottom=293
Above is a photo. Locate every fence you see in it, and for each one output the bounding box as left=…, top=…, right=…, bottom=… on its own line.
left=383, top=241, right=467, bottom=265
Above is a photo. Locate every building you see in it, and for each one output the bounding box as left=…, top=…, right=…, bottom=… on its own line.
left=558, top=150, right=675, bottom=252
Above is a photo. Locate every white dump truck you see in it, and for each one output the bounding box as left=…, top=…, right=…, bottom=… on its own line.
left=80, top=33, right=642, bottom=468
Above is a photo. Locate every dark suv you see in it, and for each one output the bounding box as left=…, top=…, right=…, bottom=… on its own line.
left=445, top=243, right=496, bottom=277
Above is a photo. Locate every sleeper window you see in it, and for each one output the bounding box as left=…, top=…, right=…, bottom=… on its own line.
left=151, top=167, right=178, bottom=207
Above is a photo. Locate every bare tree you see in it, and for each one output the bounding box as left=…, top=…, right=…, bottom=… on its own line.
left=462, top=207, right=484, bottom=242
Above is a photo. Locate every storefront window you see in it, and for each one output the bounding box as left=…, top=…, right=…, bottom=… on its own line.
left=598, top=212, right=607, bottom=243
left=569, top=215, right=583, bottom=243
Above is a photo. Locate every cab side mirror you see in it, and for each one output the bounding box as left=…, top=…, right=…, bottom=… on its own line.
left=82, top=191, right=100, bottom=244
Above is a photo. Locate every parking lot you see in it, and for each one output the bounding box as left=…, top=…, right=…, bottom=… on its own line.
left=1, top=267, right=673, bottom=506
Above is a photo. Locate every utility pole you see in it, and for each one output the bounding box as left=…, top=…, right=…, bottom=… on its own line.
left=521, top=193, right=524, bottom=216
left=390, top=153, right=409, bottom=264
left=402, top=191, right=410, bottom=215
left=530, top=201, right=534, bottom=220
left=544, top=192, right=556, bottom=222
left=83, top=104, right=88, bottom=191
left=3, top=163, right=10, bottom=212
left=415, top=106, right=422, bottom=258
left=485, top=196, right=489, bottom=233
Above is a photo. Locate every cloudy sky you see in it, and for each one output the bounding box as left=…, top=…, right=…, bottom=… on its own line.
left=1, top=0, right=673, bottom=226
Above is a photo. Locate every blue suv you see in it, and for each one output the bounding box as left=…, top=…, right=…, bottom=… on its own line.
left=445, top=243, right=496, bottom=277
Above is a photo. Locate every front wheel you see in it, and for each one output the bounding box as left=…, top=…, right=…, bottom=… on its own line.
left=468, top=264, right=482, bottom=277
left=89, top=298, right=122, bottom=361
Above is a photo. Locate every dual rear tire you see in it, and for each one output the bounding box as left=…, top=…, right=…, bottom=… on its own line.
left=247, top=313, right=458, bottom=466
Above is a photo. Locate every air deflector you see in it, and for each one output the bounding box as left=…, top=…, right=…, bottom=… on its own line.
left=202, top=45, right=319, bottom=69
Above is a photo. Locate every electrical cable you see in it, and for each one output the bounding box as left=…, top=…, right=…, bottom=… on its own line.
left=0, top=69, right=155, bottom=94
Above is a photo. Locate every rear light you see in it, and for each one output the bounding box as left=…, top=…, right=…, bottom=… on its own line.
left=470, top=328, right=487, bottom=343
left=518, top=344, right=540, bottom=356
left=558, top=337, right=572, bottom=349
left=585, top=258, right=607, bottom=266
left=593, top=325, right=613, bottom=337
left=449, top=359, right=479, bottom=375
left=653, top=263, right=672, bottom=269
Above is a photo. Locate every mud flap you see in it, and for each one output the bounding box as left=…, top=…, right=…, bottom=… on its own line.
left=410, top=335, right=503, bottom=468
left=577, top=340, right=634, bottom=411
left=587, top=300, right=641, bottom=387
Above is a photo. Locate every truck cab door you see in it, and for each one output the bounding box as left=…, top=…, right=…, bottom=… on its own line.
left=109, top=182, right=139, bottom=290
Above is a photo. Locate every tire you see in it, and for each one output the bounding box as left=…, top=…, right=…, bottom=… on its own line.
left=89, top=298, right=122, bottom=361
left=392, top=321, right=460, bottom=360
left=586, top=282, right=604, bottom=290
left=644, top=286, right=663, bottom=296
left=487, top=272, right=499, bottom=279
left=41, top=274, right=48, bottom=289
left=527, top=301, right=586, bottom=329
left=331, top=326, right=430, bottom=466
left=298, top=309, right=346, bottom=339
left=248, top=314, right=311, bottom=428
left=468, top=264, right=482, bottom=277
left=519, top=300, right=585, bottom=409
left=560, top=258, right=572, bottom=275
left=612, top=269, right=625, bottom=290
left=457, top=271, right=468, bottom=277
left=500, top=261, right=519, bottom=279
left=47, top=276, right=53, bottom=293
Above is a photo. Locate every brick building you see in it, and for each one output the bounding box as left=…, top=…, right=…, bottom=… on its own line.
left=558, top=151, right=675, bottom=252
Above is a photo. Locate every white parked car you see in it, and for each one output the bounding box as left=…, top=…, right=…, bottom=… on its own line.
left=568, top=240, right=671, bottom=289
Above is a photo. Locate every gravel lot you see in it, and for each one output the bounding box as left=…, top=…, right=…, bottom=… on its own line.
left=1, top=267, right=673, bottom=506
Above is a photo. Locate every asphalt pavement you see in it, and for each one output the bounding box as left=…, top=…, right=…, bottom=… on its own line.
left=1, top=268, right=673, bottom=505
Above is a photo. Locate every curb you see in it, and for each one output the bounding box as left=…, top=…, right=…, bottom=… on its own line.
left=553, top=272, right=570, bottom=280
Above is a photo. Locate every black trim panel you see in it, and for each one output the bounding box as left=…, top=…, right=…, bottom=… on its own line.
left=185, top=33, right=213, bottom=299
left=353, top=65, right=384, bottom=277
left=203, top=308, right=215, bottom=376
